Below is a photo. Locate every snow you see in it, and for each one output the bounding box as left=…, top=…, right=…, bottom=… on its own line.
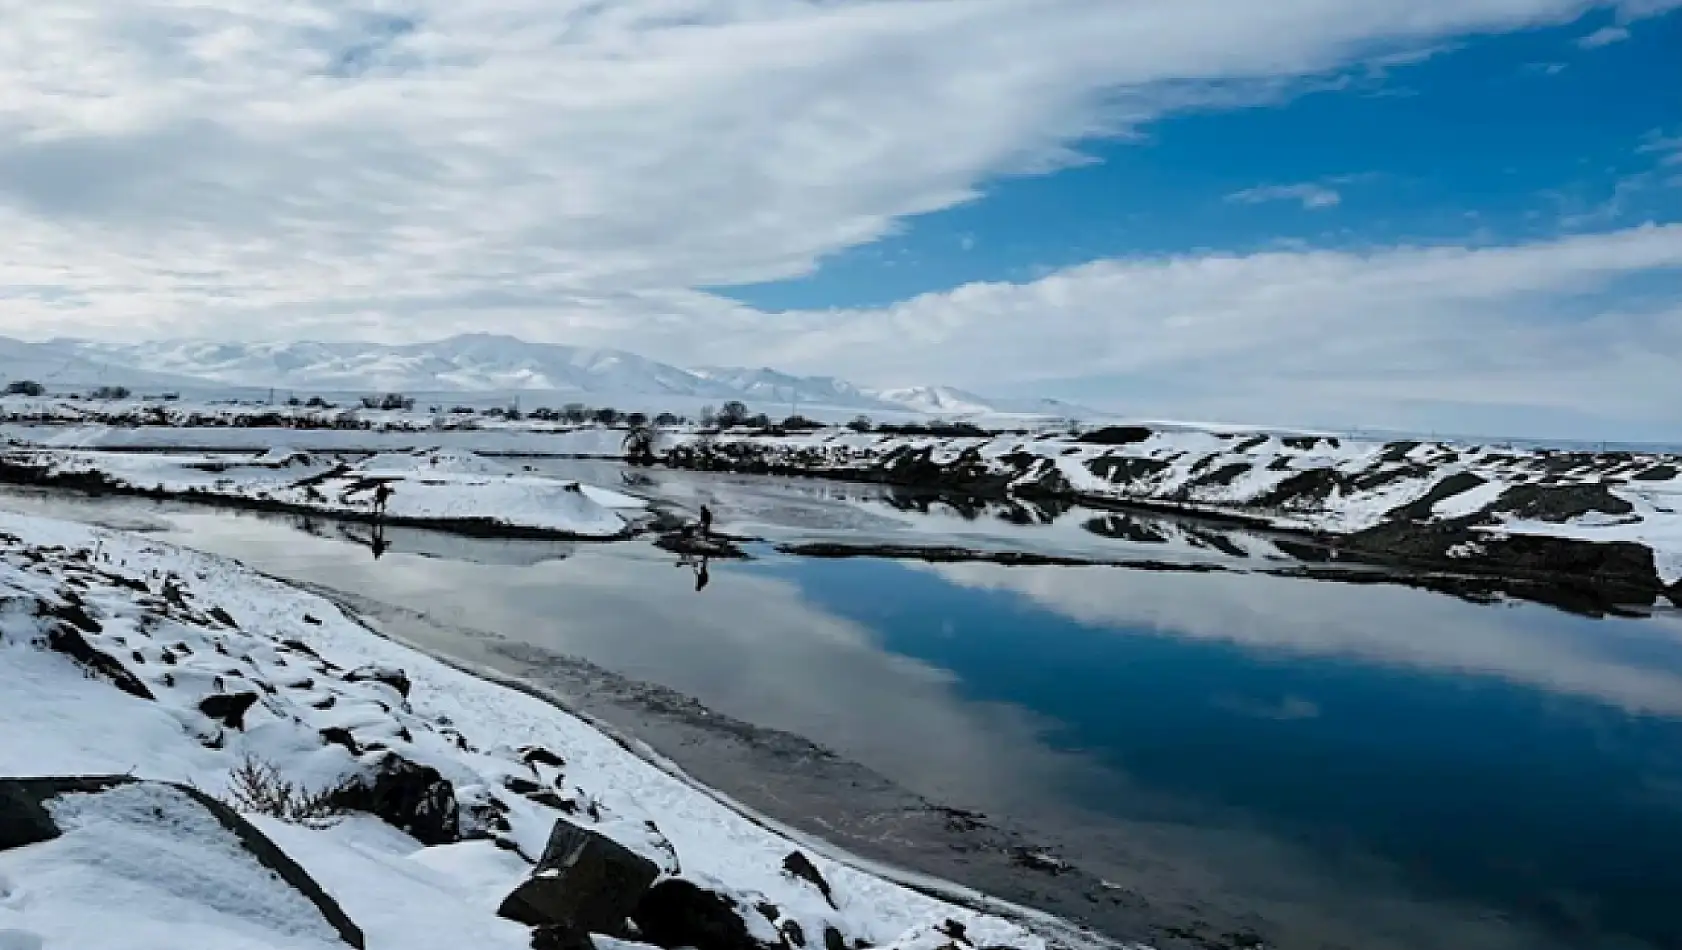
left=0, top=446, right=641, bottom=538
left=0, top=510, right=1101, bottom=950
left=253, top=818, right=534, bottom=950
left=680, top=427, right=1682, bottom=584
left=0, top=783, right=347, bottom=950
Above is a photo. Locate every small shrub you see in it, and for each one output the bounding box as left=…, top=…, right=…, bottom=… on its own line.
left=222, top=753, right=344, bottom=829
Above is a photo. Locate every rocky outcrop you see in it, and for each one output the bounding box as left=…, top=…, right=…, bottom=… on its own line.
left=198, top=691, right=261, bottom=730
left=42, top=620, right=154, bottom=701
left=343, top=663, right=413, bottom=698
left=327, top=753, right=460, bottom=846
left=0, top=776, right=365, bottom=948
left=498, top=818, right=661, bottom=933
left=660, top=428, right=1682, bottom=610
left=782, top=851, right=837, bottom=910
left=633, top=880, right=775, bottom=950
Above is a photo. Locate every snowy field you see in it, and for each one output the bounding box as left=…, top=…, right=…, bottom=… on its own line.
left=0, top=509, right=1125, bottom=950
left=0, top=446, right=648, bottom=539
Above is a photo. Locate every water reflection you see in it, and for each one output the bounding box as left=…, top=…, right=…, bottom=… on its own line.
left=921, top=563, right=1682, bottom=716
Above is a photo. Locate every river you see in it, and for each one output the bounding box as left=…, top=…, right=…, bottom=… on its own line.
left=4, top=461, right=1681, bottom=950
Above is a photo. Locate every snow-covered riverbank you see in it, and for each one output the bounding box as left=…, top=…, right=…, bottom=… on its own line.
left=0, top=446, right=647, bottom=539
left=0, top=509, right=1120, bottom=950
left=660, top=426, right=1682, bottom=606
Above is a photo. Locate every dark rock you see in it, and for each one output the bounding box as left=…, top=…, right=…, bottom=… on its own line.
left=823, top=927, right=847, bottom=950
left=505, top=776, right=544, bottom=795
left=320, top=727, right=362, bottom=756
left=344, top=664, right=412, bottom=698
left=304, top=614, right=324, bottom=625
left=1250, top=468, right=1345, bottom=508
left=1379, top=441, right=1422, bottom=464
left=281, top=638, right=322, bottom=657
left=1074, top=426, right=1153, bottom=446
left=527, top=790, right=570, bottom=810
left=1633, top=465, right=1679, bottom=482
left=328, top=753, right=459, bottom=845
left=1385, top=471, right=1487, bottom=523
left=198, top=691, right=261, bottom=730
left=44, top=622, right=154, bottom=700
left=755, top=903, right=781, bottom=923
left=500, top=818, right=660, bottom=933
left=521, top=745, right=567, bottom=770
left=0, top=776, right=364, bottom=948
left=43, top=597, right=102, bottom=633
left=208, top=606, right=239, bottom=628
left=782, top=851, right=837, bottom=909
left=781, top=920, right=807, bottom=947
left=532, top=922, right=598, bottom=950
left=461, top=796, right=514, bottom=837
left=634, top=880, right=770, bottom=950
left=1085, top=455, right=1170, bottom=484
left=937, top=920, right=968, bottom=944
left=1486, top=482, right=1635, bottom=522
left=1173, top=463, right=1251, bottom=499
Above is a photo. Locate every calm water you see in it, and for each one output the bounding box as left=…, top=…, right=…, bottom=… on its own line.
left=4, top=468, right=1682, bottom=950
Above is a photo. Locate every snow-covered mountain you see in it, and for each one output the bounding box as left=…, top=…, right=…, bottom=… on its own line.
left=0, top=337, right=213, bottom=392
left=51, top=334, right=1098, bottom=419
left=874, top=385, right=1089, bottom=418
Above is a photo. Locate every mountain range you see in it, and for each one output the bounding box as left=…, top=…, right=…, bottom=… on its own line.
left=6, top=334, right=1093, bottom=419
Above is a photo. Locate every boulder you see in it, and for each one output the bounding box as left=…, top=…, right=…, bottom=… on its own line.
left=42, top=622, right=153, bottom=701
left=633, top=880, right=772, bottom=950
left=343, top=663, right=412, bottom=698
left=327, top=753, right=459, bottom=845
left=199, top=691, right=261, bottom=730
left=781, top=851, right=837, bottom=909
left=0, top=776, right=364, bottom=948
left=499, top=818, right=661, bottom=933
left=532, top=922, right=598, bottom=950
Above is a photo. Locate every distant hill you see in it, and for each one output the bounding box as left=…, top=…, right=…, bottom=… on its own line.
left=53, top=333, right=1100, bottom=419
left=0, top=338, right=216, bottom=392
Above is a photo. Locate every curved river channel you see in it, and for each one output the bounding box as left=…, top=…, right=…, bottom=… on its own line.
left=5, top=458, right=1682, bottom=950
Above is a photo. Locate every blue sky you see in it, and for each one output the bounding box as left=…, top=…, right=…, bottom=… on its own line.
left=1, top=0, right=1680, bottom=439
left=728, top=9, right=1682, bottom=313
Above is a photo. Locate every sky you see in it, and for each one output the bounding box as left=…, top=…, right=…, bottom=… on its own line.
left=0, top=0, right=1679, bottom=439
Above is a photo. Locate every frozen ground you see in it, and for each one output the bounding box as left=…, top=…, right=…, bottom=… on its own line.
left=0, top=508, right=1124, bottom=950
left=0, top=446, right=646, bottom=539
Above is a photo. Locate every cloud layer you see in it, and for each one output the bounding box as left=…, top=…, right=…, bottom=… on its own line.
left=1226, top=182, right=1343, bottom=210
left=1, top=0, right=1679, bottom=435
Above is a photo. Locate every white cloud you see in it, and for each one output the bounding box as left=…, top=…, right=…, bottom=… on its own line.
left=922, top=564, right=1682, bottom=717
left=719, top=224, right=1682, bottom=437
left=1641, top=130, right=1682, bottom=166
left=0, top=0, right=1677, bottom=436
left=1577, top=23, right=1632, bottom=44
left=1226, top=182, right=1344, bottom=210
